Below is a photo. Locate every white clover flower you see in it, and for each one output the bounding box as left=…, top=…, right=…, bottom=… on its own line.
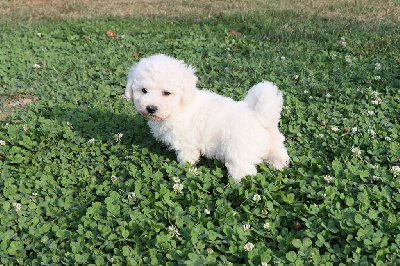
left=391, top=166, right=400, bottom=177
left=345, top=55, right=352, bottom=63
left=385, top=136, right=391, bottom=141
left=37, top=33, right=42, bottom=37
left=367, top=110, right=374, bottom=116
left=252, top=194, right=262, bottom=202
left=374, top=76, right=381, bottom=80
left=372, top=176, right=380, bottom=181
left=281, top=56, right=286, bottom=61
left=309, top=96, right=313, bottom=99
left=321, top=193, right=327, bottom=197
left=283, top=106, right=291, bottom=114
left=293, top=75, right=299, bottom=80
left=304, top=90, right=309, bottom=94
left=204, top=209, right=210, bottom=215
left=324, top=175, right=333, bottom=183
left=371, top=91, right=382, bottom=102
left=331, top=126, right=339, bottom=132
left=331, top=53, right=337, bottom=60
left=33, top=63, right=41, bottom=69
left=351, top=147, right=361, bottom=157
left=188, top=167, right=199, bottom=176
left=371, top=99, right=381, bottom=105
left=375, top=63, right=381, bottom=70
left=114, top=133, right=123, bottom=142
left=127, top=192, right=136, bottom=199
left=273, top=259, right=281, bottom=264
left=351, top=127, right=358, bottom=133
left=261, top=208, right=268, bottom=215
left=207, top=248, right=214, bottom=254
left=317, top=133, right=324, bottom=138
left=263, top=222, right=270, bottom=229
left=23, top=124, right=28, bottom=132
left=120, top=94, right=126, bottom=99
left=326, top=93, right=331, bottom=98
left=13, top=203, right=21, bottom=212
left=111, top=175, right=117, bottom=183
left=168, top=225, right=180, bottom=237
left=173, top=183, right=183, bottom=194
left=340, top=37, right=347, bottom=46
left=88, top=138, right=95, bottom=143
left=371, top=164, right=379, bottom=169
left=368, top=129, right=376, bottom=137
left=243, top=224, right=251, bottom=232
left=0, top=140, right=5, bottom=146
left=244, top=242, right=255, bottom=252
left=121, top=35, right=126, bottom=39
left=172, top=176, right=180, bottom=183
left=261, top=262, right=269, bottom=266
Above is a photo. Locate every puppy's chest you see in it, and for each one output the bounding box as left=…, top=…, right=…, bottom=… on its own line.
left=149, top=121, right=197, bottom=145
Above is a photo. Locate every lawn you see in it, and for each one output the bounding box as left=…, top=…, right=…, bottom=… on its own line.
left=0, top=1, right=399, bottom=265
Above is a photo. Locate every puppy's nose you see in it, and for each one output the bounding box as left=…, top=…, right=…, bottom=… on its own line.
left=146, top=105, right=158, bottom=114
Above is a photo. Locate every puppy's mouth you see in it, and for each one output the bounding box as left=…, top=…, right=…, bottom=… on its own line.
left=140, top=111, right=164, bottom=121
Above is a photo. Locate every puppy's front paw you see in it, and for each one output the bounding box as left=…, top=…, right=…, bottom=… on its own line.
left=269, top=155, right=290, bottom=170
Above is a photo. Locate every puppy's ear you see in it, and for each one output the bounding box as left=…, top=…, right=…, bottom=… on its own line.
left=180, top=65, right=198, bottom=105
left=125, top=66, right=136, bottom=101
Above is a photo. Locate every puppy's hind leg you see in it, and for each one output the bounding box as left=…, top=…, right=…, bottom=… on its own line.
left=265, top=128, right=290, bottom=170
left=176, top=148, right=201, bottom=165
left=225, top=160, right=257, bottom=184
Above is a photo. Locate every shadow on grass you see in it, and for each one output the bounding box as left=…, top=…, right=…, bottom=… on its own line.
left=40, top=102, right=229, bottom=176
left=38, top=103, right=177, bottom=161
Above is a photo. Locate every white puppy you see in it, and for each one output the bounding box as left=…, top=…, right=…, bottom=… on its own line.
left=125, top=54, right=289, bottom=183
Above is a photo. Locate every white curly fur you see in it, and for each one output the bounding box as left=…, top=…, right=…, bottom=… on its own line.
left=126, top=54, right=289, bottom=183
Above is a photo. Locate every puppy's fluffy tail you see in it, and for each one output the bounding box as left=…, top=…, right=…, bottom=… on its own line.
left=244, top=81, right=283, bottom=129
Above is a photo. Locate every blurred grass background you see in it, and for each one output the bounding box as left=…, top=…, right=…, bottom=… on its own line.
left=1, top=0, right=399, bottom=24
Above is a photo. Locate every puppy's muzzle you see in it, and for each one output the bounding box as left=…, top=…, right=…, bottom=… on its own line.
left=146, top=105, right=158, bottom=114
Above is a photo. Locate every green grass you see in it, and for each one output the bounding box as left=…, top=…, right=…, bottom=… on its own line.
left=0, top=11, right=399, bottom=265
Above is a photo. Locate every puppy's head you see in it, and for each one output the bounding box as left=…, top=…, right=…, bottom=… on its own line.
left=125, top=54, right=197, bottom=121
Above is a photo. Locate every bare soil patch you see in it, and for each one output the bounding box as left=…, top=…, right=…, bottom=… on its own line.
left=0, top=94, right=37, bottom=119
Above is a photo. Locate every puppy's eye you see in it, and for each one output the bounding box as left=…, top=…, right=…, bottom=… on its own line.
left=162, top=91, right=171, bottom=96
left=142, top=88, right=148, bottom=93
